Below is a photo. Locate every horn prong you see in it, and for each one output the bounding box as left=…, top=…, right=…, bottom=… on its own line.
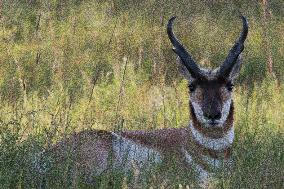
left=167, top=16, right=204, bottom=79
left=218, top=15, right=249, bottom=78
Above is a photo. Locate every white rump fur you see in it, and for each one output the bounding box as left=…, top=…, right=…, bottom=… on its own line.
left=111, top=132, right=162, bottom=171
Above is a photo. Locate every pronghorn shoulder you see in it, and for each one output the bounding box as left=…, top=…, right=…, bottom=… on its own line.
left=118, top=127, right=190, bottom=150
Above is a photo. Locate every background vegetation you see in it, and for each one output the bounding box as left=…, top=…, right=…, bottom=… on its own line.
left=0, top=0, right=283, bottom=188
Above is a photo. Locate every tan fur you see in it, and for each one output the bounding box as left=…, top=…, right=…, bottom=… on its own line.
left=121, top=126, right=231, bottom=169
left=43, top=124, right=231, bottom=176
left=219, top=86, right=231, bottom=102
left=45, top=130, right=113, bottom=176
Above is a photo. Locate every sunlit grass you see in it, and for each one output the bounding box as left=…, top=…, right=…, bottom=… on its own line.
left=0, top=0, right=283, bottom=188
left=0, top=74, right=283, bottom=188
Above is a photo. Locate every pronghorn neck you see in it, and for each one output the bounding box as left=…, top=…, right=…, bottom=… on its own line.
left=183, top=100, right=234, bottom=172
left=183, top=101, right=234, bottom=184
left=188, top=122, right=234, bottom=152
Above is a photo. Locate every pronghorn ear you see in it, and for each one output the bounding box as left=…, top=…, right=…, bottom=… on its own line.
left=176, top=57, right=194, bottom=82
left=229, top=55, right=243, bottom=80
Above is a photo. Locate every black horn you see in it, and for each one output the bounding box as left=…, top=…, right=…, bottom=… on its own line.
left=218, top=16, right=249, bottom=78
left=167, top=16, right=204, bottom=79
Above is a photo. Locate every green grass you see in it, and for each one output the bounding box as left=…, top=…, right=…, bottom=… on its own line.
left=0, top=0, right=283, bottom=188
left=0, top=78, right=283, bottom=188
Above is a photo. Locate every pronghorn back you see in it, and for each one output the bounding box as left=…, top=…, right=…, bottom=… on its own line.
left=41, top=130, right=113, bottom=176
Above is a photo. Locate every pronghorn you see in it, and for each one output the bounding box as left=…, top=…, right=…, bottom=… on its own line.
left=36, top=16, right=248, bottom=187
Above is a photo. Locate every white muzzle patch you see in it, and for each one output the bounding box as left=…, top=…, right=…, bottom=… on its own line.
left=191, top=100, right=232, bottom=128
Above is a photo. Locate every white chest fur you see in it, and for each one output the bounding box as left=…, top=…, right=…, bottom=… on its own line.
left=189, top=123, right=234, bottom=151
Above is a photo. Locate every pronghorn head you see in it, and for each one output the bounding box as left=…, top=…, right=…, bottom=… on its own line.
left=167, top=16, right=248, bottom=128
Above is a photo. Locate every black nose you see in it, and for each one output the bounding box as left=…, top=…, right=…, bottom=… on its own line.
left=204, top=112, right=222, bottom=120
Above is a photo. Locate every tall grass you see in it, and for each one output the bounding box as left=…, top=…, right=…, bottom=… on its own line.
left=0, top=76, right=283, bottom=188
left=0, top=0, right=283, bottom=188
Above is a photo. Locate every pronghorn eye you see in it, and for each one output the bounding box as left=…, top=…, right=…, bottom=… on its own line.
left=226, top=82, right=234, bottom=91
left=188, top=84, right=196, bottom=92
